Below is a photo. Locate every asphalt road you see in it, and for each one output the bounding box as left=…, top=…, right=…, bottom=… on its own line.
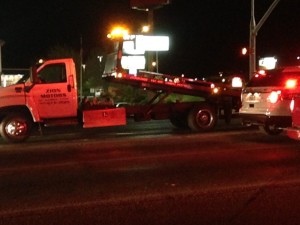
left=1, top=120, right=300, bottom=225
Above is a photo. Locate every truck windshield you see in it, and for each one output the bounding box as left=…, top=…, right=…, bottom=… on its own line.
left=247, top=69, right=300, bottom=87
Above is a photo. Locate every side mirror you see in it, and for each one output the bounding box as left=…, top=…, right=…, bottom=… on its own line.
left=30, top=66, right=39, bottom=84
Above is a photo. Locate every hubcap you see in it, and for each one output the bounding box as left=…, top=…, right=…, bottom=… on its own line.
left=5, top=120, right=27, bottom=137
left=196, top=111, right=212, bottom=127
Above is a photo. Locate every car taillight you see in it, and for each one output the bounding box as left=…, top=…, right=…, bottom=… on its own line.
left=281, top=79, right=298, bottom=100
left=268, top=91, right=281, bottom=104
left=290, top=99, right=295, bottom=112
left=285, top=79, right=297, bottom=89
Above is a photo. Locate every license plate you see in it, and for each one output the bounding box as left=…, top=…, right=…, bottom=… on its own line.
left=248, top=95, right=255, bottom=101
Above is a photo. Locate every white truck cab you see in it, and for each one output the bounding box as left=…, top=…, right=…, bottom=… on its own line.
left=0, top=59, right=80, bottom=142
left=239, top=66, right=300, bottom=135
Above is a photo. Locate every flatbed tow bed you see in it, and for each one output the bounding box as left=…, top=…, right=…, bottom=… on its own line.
left=103, top=69, right=242, bottom=131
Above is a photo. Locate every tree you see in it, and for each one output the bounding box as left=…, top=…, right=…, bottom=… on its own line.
left=83, top=48, right=105, bottom=96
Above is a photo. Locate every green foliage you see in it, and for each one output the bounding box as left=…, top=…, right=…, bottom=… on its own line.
left=164, top=94, right=205, bottom=103
left=108, top=82, right=148, bottom=104
left=83, top=48, right=104, bottom=91
left=108, top=82, right=205, bottom=105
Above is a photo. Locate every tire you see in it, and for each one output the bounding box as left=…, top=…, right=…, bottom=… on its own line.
left=259, top=124, right=283, bottom=135
left=0, top=114, right=32, bottom=143
left=187, top=104, right=217, bottom=132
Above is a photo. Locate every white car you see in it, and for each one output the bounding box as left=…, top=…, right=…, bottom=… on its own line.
left=239, top=66, right=300, bottom=135
left=285, top=95, right=300, bottom=140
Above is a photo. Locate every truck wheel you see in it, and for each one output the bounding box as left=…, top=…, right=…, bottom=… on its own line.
left=187, top=105, right=217, bottom=132
left=0, top=114, right=32, bottom=143
left=259, top=124, right=282, bottom=135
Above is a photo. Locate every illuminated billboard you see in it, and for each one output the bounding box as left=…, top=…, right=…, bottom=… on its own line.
left=136, top=35, right=169, bottom=51
left=121, top=56, right=146, bottom=70
left=259, top=57, right=277, bottom=70
left=123, top=35, right=169, bottom=52
left=123, top=40, right=145, bottom=55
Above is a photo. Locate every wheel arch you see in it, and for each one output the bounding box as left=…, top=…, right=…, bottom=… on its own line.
left=0, top=106, right=34, bottom=123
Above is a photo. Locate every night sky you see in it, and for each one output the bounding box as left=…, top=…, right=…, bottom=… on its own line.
left=0, top=0, right=299, bottom=77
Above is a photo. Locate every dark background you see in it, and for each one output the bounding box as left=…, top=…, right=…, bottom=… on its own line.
left=0, top=0, right=299, bottom=76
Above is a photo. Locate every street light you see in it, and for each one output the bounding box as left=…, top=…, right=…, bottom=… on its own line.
left=107, top=26, right=129, bottom=40
left=142, top=25, right=150, bottom=33
left=80, top=37, right=83, bottom=99
left=107, top=26, right=130, bottom=72
left=242, top=47, right=248, bottom=55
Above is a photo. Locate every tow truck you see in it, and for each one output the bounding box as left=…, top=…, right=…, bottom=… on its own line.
left=0, top=33, right=243, bottom=143
left=0, top=58, right=243, bottom=143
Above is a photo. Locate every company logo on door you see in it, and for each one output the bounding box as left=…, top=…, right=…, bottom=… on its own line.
left=41, top=89, right=67, bottom=98
left=39, top=88, right=69, bottom=105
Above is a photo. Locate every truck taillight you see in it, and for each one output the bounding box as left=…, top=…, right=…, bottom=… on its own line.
left=268, top=91, right=281, bottom=104
left=116, top=73, right=123, bottom=78
left=281, top=79, right=298, bottom=100
left=290, top=99, right=295, bottom=112
left=112, top=72, right=124, bottom=78
left=213, top=87, right=219, bottom=94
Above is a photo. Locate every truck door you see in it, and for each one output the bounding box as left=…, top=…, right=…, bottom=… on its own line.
left=31, top=61, right=78, bottom=119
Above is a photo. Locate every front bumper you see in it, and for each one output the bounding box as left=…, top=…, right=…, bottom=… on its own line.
left=240, top=113, right=292, bottom=128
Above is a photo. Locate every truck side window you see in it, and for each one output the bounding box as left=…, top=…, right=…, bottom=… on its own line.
left=37, top=63, right=67, bottom=84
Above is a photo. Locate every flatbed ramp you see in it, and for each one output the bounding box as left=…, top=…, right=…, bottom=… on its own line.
left=104, top=70, right=241, bottom=98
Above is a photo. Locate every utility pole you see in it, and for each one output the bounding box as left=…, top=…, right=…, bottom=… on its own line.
left=249, top=0, right=256, bottom=80
left=0, top=39, right=5, bottom=76
left=249, top=0, right=280, bottom=79
left=80, top=37, right=83, bottom=99
left=147, top=9, right=154, bottom=71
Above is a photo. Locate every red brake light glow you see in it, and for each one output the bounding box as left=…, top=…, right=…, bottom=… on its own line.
left=290, top=99, right=295, bottom=112
left=285, top=79, right=297, bottom=89
left=254, top=70, right=266, bottom=78
left=268, top=91, right=281, bottom=104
